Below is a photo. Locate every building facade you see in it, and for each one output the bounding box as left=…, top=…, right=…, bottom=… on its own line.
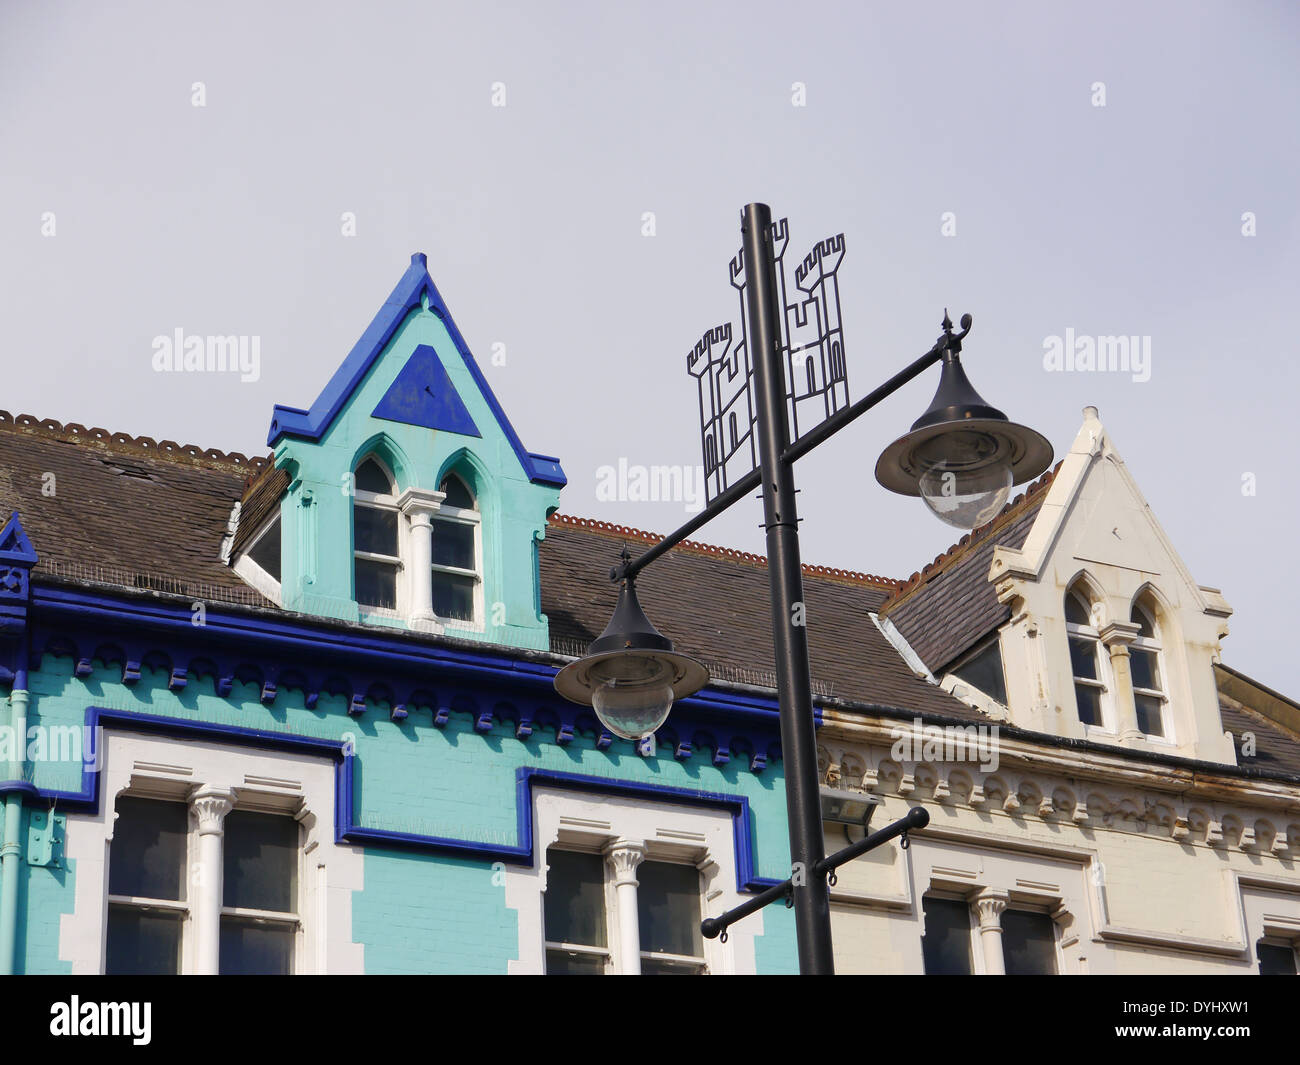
left=0, top=256, right=1296, bottom=975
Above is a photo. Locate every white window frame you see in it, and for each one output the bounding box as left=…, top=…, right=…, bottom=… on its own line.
left=503, top=787, right=762, bottom=975
left=1065, top=590, right=1115, bottom=735
left=353, top=456, right=405, bottom=619
left=1129, top=601, right=1172, bottom=742
left=431, top=474, right=483, bottom=631
left=59, top=730, right=365, bottom=975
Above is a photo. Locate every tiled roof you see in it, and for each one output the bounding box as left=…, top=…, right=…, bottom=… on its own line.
left=1219, top=696, right=1300, bottom=778
left=541, top=516, right=984, bottom=720
left=5, top=410, right=1299, bottom=778
left=0, top=411, right=269, bottom=605
left=0, top=410, right=975, bottom=721
left=879, top=467, right=1058, bottom=672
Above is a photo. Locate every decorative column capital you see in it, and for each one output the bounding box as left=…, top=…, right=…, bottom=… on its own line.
left=396, top=487, right=446, bottom=524
left=604, top=839, right=647, bottom=887
left=1099, top=620, right=1141, bottom=649
left=973, top=889, right=1009, bottom=930
left=191, top=786, right=237, bottom=835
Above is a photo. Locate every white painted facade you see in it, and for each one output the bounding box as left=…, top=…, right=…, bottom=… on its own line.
left=821, top=408, right=1300, bottom=974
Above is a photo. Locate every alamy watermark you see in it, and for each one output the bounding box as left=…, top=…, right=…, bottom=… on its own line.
left=889, top=718, right=1000, bottom=773
left=1043, top=329, right=1150, bottom=383
left=151, top=328, right=260, bottom=382
left=0, top=724, right=104, bottom=771
left=595, top=458, right=706, bottom=514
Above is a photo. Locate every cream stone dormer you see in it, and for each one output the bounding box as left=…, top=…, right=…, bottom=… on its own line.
left=989, top=406, right=1235, bottom=763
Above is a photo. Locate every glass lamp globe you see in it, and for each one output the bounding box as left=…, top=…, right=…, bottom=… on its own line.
left=553, top=573, right=709, bottom=741
left=917, top=460, right=1013, bottom=529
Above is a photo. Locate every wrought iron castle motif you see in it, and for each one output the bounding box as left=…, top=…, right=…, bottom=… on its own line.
left=688, top=219, right=850, bottom=502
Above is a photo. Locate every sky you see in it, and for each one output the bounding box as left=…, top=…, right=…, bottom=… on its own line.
left=2, top=0, right=1298, bottom=694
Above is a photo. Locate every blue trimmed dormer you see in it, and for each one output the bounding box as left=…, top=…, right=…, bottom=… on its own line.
left=254, top=254, right=564, bottom=651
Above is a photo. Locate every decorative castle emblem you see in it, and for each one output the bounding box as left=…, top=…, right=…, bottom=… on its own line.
left=687, top=219, right=850, bottom=502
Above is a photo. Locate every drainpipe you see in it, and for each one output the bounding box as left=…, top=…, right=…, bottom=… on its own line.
left=0, top=664, right=30, bottom=975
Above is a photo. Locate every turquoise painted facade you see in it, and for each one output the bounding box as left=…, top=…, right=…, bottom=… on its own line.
left=0, top=256, right=799, bottom=975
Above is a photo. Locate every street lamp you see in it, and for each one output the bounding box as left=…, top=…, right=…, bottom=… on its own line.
left=553, top=552, right=708, bottom=740
left=555, top=203, right=1053, bottom=974
left=875, top=312, right=1053, bottom=530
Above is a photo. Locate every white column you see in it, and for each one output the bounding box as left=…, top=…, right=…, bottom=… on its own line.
left=605, top=839, right=646, bottom=975
left=191, top=786, right=236, bottom=975
left=397, top=488, right=445, bottom=628
left=974, top=890, right=1009, bottom=975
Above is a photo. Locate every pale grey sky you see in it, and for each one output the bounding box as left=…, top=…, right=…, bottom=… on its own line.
left=2, top=0, right=1297, bottom=693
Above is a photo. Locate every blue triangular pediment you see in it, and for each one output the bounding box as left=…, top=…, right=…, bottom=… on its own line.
left=371, top=345, right=480, bottom=438
left=0, top=512, right=38, bottom=566
left=266, top=253, right=565, bottom=487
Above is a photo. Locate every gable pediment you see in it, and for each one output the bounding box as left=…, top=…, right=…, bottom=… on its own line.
left=372, top=344, right=481, bottom=438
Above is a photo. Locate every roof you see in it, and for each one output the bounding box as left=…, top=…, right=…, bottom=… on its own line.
left=880, top=466, right=1058, bottom=672
left=4, top=408, right=1298, bottom=778
left=542, top=515, right=983, bottom=720
left=0, top=408, right=977, bottom=722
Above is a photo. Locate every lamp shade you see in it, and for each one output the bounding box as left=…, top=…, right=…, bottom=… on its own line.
left=553, top=577, right=708, bottom=740
left=875, top=344, right=1052, bottom=529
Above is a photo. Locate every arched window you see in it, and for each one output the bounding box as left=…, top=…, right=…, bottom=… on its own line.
left=353, top=456, right=399, bottom=611
left=806, top=359, right=817, bottom=394
left=704, top=436, right=718, bottom=476
left=432, top=472, right=480, bottom=624
left=1065, top=586, right=1108, bottom=729
left=728, top=412, right=739, bottom=450
left=1130, top=599, right=1168, bottom=738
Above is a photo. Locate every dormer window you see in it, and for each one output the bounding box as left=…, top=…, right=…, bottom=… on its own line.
left=1065, top=587, right=1110, bottom=729
left=1130, top=599, right=1167, bottom=738
left=353, top=456, right=400, bottom=611
left=432, top=473, right=480, bottom=625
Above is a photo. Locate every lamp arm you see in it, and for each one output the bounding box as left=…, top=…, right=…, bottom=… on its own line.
left=615, top=320, right=968, bottom=583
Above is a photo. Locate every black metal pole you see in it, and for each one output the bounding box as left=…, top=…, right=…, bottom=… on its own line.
left=742, top=201, right=834, bottom=975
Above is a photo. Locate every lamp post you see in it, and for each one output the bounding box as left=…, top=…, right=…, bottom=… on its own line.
left=555, top=202, right=1052, bottom=974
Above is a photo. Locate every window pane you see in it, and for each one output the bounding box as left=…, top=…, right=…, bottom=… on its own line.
left=354, top=504, right=398, bottom=556
left=1075, top=684, right=1102, bottom=726
left=109, top=797, right=187, bottom=901
left=355, top=558, right=397, bottom=609
left=1069, top=638, right=1098, bottom=681
left=432, top=572, right=475, bottom=622
left=1131, top=603, right=1156, bottom=639
left=248, top=517, right=281, bottom=581
left=545, top=950, right=606, bottom=975
left=106, top=907, right=183, bottom=975
left=1065, top=594, right=1090, bottom=626
left=1002, top=910, right=1057, bottom=975
left=544, top=851, right=607, bottom=949
left=355, top=458, right=393, bottom=495
left=637, top=862, right=702, bottom=959
left=432, top=520, right=474, bottom=570
left=921, top=897, right=974, bottom=975
left=951, top=641, right=1007, bottom=705
left=1257, top=941, right=1298, bottom=976
left=440, top=474, right=475, bottom=510
left=219, top=917, right=294, bottom=975
left=1130, top=649, right=1161, bottom=692
left=223, top=811, right=297, bottom=913
left=1135, top=694, right=1165, bottom=737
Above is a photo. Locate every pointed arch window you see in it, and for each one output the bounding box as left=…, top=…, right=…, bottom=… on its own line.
left=1065, top=587, right=1110, bottom=729
left=432, top=472, right=481, bottom=624
left=1130, top=599, right=1168, bottom=738
left=353, top=456, right=400, bottom=611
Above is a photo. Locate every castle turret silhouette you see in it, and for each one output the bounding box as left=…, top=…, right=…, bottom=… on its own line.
left=688, top=220, right=849, bottom=503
